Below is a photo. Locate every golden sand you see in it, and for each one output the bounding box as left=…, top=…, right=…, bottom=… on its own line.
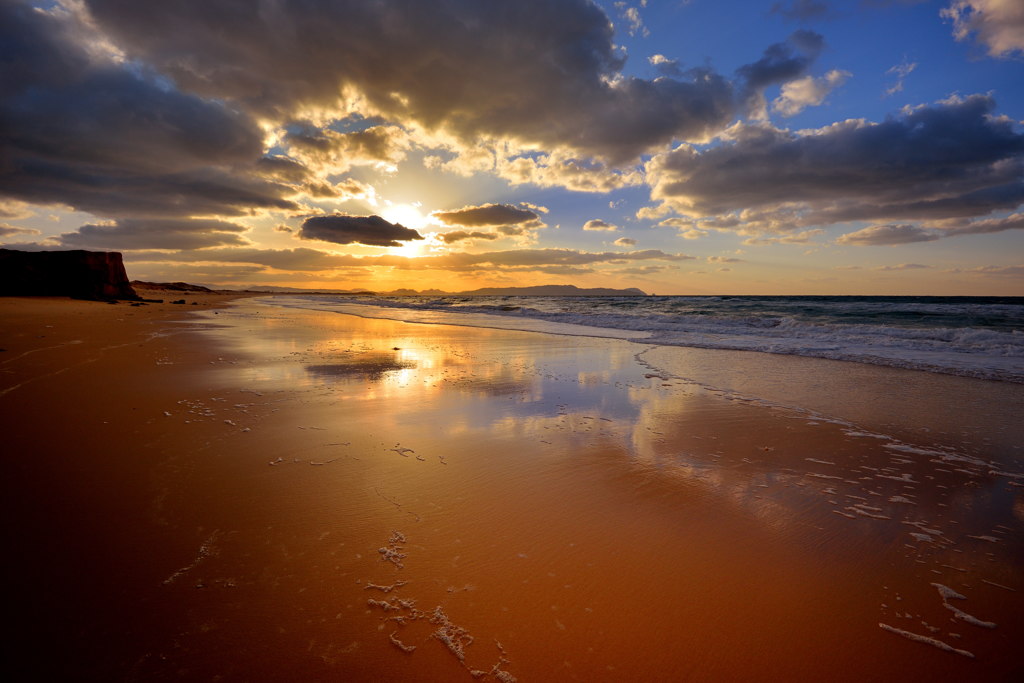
left=2, top=294, right=1021, bottom=681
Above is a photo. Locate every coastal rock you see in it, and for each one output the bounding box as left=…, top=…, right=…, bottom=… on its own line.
left=0, top=248, right=138, bottom=300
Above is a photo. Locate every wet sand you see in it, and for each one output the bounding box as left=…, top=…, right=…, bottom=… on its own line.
left=2, top=295, right=1022, bottom=681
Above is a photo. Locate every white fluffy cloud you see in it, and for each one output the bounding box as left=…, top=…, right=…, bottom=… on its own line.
left=943, top=0, right=1024, bottom=57
left=772, top=69, right=850, bottom=117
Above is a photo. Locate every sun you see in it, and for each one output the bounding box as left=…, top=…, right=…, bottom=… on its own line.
left=380, top=203, right=428, bottom=231
left=379, top=202, right=437, bottom=257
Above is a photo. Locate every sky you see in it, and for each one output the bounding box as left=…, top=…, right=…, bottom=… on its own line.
left=1, top=0, right=1023, bottom=295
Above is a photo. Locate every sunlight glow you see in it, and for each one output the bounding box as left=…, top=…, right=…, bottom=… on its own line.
left=381, top=203, right=428, bottom=230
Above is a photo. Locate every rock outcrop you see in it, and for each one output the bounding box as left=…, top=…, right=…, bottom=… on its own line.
left=0, top=248, right=139, bottom=300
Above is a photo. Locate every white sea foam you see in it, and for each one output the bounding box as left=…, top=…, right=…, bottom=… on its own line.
left=931, top=583, right=966, bottom=601
left=944, top=603, right=997, bottom=628
left=879, top=623, right=974, bottom=658
left=888, top=495, right=916, bottom=504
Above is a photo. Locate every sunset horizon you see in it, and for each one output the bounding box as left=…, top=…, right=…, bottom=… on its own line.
left=2, top=5, right=1023, bottom=679
left=2, top=0, right=1022, bottom=295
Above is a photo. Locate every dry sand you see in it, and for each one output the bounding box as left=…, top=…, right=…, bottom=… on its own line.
left=1, top=293, right=1022, bottom=681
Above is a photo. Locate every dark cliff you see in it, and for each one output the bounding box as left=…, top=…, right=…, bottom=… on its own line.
left=0, top=249, right=139, bottom=300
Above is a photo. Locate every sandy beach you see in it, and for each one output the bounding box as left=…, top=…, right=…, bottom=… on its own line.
left=2, top=293, right=1022, bottom=681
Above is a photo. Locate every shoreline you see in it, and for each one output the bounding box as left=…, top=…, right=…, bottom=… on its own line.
left=251, top=294, right=1024, bottom=385
left=2, top=295, right=1022, bottom=680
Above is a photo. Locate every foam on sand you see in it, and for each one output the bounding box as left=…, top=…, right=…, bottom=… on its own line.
left=389, top=631, right=417, bottom=653
left=931, top=583, right=996, bottom=628
left=931, top=583, right=966, bottom=601
left=944, top=603, right=997, bottom=629
left=430, top=606, right=474, bottom=661
left=379, top=530, right=408, bottom=568
left=879, top=623, right=974, bottom=658
left=162, top=530, right=220, bottom=585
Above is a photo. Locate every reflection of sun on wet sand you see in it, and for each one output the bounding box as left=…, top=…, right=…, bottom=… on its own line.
left=2, top=294, right=1022, bottom=681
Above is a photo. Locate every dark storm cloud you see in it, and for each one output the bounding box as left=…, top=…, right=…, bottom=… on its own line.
left=299, top=215, right=424, bottom=247
left=57, top=218, right=249, bottom=250
left=82, top=0, right=737, bottom=163
left=0, top=1, right=297, bottom=219
left=648, top=95, right=1024, bottom=228
left=433, top=204, right=539, bottom=227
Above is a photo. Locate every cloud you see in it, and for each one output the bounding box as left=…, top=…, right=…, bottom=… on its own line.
left=299, top=215, right=424, bottom=247
left=737, top=30, right=825, bottom=118
left=941, top=211, right=1024, bottom=236
left=743, top=228, right=824, bottom=245
left=836, top=223, right=941, bottom=245
left=0, top=2, right=298, bottom=219
left=433, top=204, right=539, bottom=227
left=497, top=152, right=644, bottom=193
left=884, top=59, right=917, bottom=96
left=837, top=212, right=1024, bottom=245
left=83, top=0, right=737, bottom=164
left=707, top=256, right=743, bottom=263
left=427, top=248, right=694, bottom=268
left=439, top=230, right=501, bottom=244
left=129, top=263, right=269, bottom=283
left=648, top=54, right=683, bottom=78
left=656, top=217, right=711, bottom=240
left=583, top=219, right=618, bottom=232
left=614, top=3, right=649, bottom=38
left=131, top=246, right=694, bottom=276
left=942, top=1, right=1024, bottom=58
left=0, top=200, right=33, bottom=219
left=647, top=95, right=1024, bottom=234
left=770, top=1, right=833, bottom=22
left=57, top=218, right=250, bottom=250
left=614, top=237, right=637, bottom=247
left=873, top=263, right=931, bottom=270
left=284, top=125, right=411, bottom=174
left=956, top=264, right=1024, bottom=277
left=127, top=246, right=362, bottom=271
left=772, top=69, right=850, bottom=117
left=0, top=224, right=41, bottom=239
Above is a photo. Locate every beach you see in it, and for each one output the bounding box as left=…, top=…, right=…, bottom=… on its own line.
left=2, top=294, right=1022, bottom=681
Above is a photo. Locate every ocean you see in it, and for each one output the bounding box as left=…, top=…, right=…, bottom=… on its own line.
left=261, top=294, right=1024, bottom=383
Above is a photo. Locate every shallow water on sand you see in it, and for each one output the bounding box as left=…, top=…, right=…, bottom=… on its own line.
left=144, top=300, right=1024, bottom=681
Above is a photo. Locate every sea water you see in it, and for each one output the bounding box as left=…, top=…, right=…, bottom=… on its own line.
left=262, top=294, right=1024, bottom=383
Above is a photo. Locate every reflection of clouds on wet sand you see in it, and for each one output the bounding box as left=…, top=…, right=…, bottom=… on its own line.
left=306, top=354, right=415, bottom=382
left=200, top=299, right=1022, bottom=675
